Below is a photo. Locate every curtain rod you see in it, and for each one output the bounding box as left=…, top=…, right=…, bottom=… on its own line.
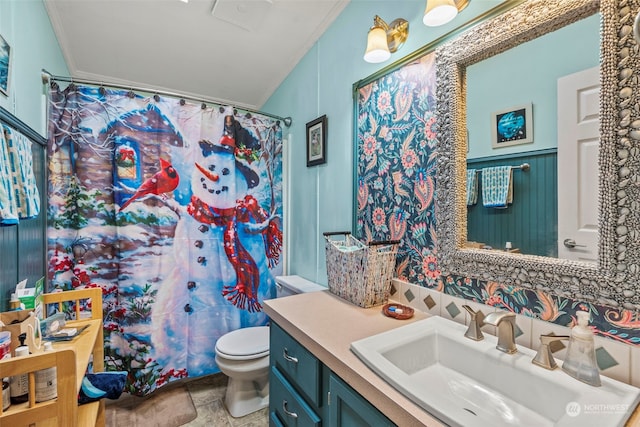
left=41, top=69, right=292, bottom=127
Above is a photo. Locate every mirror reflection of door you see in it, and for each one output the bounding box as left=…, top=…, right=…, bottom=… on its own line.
left=557, top=66, right=599, bottom=263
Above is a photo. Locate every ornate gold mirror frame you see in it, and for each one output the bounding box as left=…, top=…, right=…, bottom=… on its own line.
left=435, top=0, right=640, bottom=310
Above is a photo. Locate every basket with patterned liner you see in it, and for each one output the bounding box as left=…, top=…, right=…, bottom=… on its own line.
left=323, top=231, right=400, bottom=308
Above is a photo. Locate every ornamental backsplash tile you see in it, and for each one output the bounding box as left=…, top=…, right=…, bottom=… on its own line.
left=443, top=274, right=640, bottom=347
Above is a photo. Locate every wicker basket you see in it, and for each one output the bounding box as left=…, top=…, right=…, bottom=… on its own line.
left=323, top=232, right=400, bottom=308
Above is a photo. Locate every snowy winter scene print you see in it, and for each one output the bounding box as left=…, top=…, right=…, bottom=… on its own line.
left=47, top=84, right=283, bottom=395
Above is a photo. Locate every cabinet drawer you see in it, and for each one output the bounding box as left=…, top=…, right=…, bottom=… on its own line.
left=270, top=322, right=322, bottom=406
left=270, top=366, right=321, bottom=427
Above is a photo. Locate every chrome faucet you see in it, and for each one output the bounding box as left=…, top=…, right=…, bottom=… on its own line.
left=484, top=311, right=517, bottom=354
left=462, top=305, right=485, bottom=341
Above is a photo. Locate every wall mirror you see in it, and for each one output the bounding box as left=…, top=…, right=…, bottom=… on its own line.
left=435, top=0, right=640, bottom=310
left=465, top=12, right=599, bottom=260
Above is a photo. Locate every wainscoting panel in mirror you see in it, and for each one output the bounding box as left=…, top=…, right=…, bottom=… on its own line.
left=435, top=0, right=640, bottom=309
left=466, top=149, right=557, bottom=257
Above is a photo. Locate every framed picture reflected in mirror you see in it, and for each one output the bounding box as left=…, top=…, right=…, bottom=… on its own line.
left=491, top=103, right=533, bottom=148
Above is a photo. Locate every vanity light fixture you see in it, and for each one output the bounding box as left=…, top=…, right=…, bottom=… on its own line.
left=363, top=15, right=409, bottom=64
left=423, top=0, right=469, bottom=27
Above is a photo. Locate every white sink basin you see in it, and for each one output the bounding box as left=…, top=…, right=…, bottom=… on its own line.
left=351, top=316, right=640, bottom=427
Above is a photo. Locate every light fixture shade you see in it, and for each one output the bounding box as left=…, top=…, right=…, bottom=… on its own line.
left=364, top=26, right=391, bottom=63
left=423, top=0, right=458, bottom=27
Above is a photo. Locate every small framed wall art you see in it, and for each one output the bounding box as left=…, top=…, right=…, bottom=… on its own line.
left=490, top=103, right=533, bottom=148
left=306, top=115, right=327, bottom=166
left=0, top=33, right=11, bottom=97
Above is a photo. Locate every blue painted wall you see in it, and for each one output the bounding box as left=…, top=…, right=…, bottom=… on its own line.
left=0, top=0, right=69, bottom=133
left=0, top=0, right=68, bottom=309
left=263, top=0, right=505, bottom=284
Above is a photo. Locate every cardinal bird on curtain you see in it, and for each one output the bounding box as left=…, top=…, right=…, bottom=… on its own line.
left=119, top=158, right=179, bottom=211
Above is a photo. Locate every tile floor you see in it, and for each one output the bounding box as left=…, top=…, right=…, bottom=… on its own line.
left=181, top=373, right=268, bottom=427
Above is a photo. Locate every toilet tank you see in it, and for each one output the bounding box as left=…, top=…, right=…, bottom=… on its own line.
left=275, top=275, right=325, bottom=297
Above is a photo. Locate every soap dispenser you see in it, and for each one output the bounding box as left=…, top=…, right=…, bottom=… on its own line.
left=561, top=311, right=601, bottom=386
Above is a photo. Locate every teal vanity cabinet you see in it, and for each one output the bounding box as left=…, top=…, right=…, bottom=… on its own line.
left=270, top=321, right=324, bottom=426
left=270, top=322, right=393, bottom=426
left=327, top=373, right=394, bottom=427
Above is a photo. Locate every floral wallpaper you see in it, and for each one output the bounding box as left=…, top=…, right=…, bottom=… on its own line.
left=356, top=53, right=440, bottom=287
left=355, top=52, right=640, bottom=346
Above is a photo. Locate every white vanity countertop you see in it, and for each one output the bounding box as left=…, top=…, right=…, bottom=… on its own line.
left=264, top=289, right=445, bottom=426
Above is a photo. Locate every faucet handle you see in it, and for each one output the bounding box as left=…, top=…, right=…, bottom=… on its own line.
left=532, top=334, right=570, bottom=370
left=462, top=305, right=485, bottom=341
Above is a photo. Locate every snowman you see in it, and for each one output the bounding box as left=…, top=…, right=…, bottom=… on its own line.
left=151, top=114, right=281, bottom=378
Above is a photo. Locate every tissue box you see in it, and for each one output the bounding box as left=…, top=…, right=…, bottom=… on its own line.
left=16, top=276, right=44, bottom=318
left=0, top=310, right=32, bottom=353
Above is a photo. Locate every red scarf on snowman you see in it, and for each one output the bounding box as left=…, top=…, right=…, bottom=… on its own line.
left=187, top=194, right=282, bottom=312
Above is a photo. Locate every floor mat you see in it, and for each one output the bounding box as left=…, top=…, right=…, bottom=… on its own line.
left=105, top=385, right=197, bottom=427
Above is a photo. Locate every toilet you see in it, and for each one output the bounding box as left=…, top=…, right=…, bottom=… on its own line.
left=214, top=275, right=325, bottom=417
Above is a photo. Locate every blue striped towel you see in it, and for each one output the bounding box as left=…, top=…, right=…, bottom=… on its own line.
left=481, top=166, right=513, bottom=208
left=3, top=125, right=41, bottom=219
left=466, top=169, right=478, bottom=206
left=0, top=127, right=18, bottom=225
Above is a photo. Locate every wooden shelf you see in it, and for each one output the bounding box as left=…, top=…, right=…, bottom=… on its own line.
left=0, top=288, right=105, bottom=427
left=78, top=401, right=100, bottom=426
left=47, top=319, right=102, bottom=391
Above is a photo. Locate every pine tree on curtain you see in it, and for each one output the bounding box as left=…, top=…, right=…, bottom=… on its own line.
left=47, top=84, right=284, bottom=395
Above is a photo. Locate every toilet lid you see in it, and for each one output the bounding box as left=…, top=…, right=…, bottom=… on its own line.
left=215, top=326, right=270, bottom=359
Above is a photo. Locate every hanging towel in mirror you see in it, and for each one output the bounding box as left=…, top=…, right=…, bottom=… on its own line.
left=0, top=127, right=18, bottom=225
left=481, top=166, right=513, bottom=208
left=466, top=169, right=478, bottom=206
left=3, top=125, right=41, bottom=219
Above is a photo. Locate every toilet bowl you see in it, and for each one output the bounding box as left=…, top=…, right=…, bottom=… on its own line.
left=215, top=326, right=270, bottom=418
left=215, top=275, right=325, bottom=418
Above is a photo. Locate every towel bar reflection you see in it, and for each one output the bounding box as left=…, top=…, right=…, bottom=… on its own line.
left=475, top=163, right=530, bottom=174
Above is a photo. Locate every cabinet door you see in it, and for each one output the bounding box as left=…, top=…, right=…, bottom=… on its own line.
left=328, top=374, right=394, bottom=427
left=271, top=366, right=322, bottom=427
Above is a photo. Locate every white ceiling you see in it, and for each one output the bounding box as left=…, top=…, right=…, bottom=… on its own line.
left=44, top=0, right=350, bottom=110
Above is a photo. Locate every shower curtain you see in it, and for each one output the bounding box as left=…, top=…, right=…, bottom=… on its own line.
left=46, top=83, right=284, bottom=395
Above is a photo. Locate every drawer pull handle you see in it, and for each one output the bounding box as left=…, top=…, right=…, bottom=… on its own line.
left=283, top=348, right=299, bottom=363
left=282, top=400, right=298, bottom=418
